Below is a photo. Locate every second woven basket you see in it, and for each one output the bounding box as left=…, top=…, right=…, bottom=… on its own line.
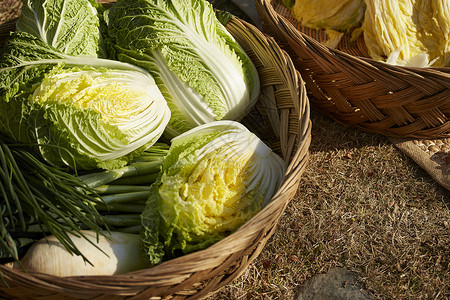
left=256, top=0, right=450, bottom=139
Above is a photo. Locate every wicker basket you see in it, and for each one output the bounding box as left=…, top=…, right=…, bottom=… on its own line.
left=0, top=5, right=311, bottom=300
left=256, top=0, right=450, bottom=139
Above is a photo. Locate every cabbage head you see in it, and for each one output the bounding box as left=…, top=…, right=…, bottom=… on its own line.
left=140, top=121, right=286, bottom=265
left=362, top=0, right=450, bottom=67
left=104, top=0, right=260, bottom=138
left=16, top=0, right=106, bottom=58
left=292, top=0, right=366, bottom=47
left=0, top=32, right=170, bottom=170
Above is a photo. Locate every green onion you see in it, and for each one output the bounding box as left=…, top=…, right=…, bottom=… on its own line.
left=94, top=185, right=150, bottom=194
left=0, top=135, right=106, bottom=261
left=76, top=143, right=168, bottom=232
left=96, top=203, right=147, bottom=214
left=99, top=191, right=150, bottom=205
left=101, top=214, right=141, bottom=227
left=0, top=138, right=169, bottom=261
left=77, top=161, right=162, bottom=189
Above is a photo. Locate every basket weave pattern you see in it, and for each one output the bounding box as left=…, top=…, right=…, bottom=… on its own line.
left=0, top=6, right=311, bottom=300
left=256, top=0, right=450, bottom=139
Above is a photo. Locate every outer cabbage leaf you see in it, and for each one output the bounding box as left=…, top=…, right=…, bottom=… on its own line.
left=104, top=0, right=260, bottom=138
left=292, top=0, right=366, bottom=47
left=16, top=0, right=106, bottom=58
left=141, top=121, right=286, bottom=265
left=0, top=32, right=170, bottom=170
left=292, top=0, right=365, bottom=31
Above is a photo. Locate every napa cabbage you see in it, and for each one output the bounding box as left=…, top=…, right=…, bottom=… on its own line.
left=140, top=121, right=286, bottom=265
left=362, top=0, right=450, bottom=67
left=291, top=0, right=366, bottom=47
left=0, top=32, right=170, bottom=170
left=16, top=0, right=106, bottom=58
left=104, top=0, right=260, bottom=138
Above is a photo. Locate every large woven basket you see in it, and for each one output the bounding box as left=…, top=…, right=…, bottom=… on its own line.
left=0, top=3, right=311, bottom=299
left=256, top=0, right=450, bottom=139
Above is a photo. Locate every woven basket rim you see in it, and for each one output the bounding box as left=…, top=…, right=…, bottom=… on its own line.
left=256, top=0, right=450, bottom=139
left=0, top=5, right=311, bottom=299
left=259, top=0, right=450, bottom=73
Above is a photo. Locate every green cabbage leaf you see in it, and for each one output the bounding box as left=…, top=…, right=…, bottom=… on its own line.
left=16, top=0, right=107, bottom=58
left=140, top=121, right=286, bottom=265
left=0, top=32, right=170, bottom=170
left=104, top=0, right=260, bottom=138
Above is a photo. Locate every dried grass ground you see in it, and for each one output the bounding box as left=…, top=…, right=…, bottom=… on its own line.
left=209, top=108, right=449, bottom=300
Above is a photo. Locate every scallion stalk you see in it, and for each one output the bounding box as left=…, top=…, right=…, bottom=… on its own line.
left=94, top=185, right=150, bottom=194
left=0, top=135, right=106, bottom=261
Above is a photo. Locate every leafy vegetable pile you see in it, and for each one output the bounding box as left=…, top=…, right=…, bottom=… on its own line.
left=286, top=0, right=450, bottom=67
left=0, top=0, right=286, bottom=276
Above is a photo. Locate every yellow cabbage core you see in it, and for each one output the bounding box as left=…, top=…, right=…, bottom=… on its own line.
left=159, top=148, right=264, bottom=239
left=178, top=150, right=263, bottom=233
left=32, top=70, right=151, bottom=125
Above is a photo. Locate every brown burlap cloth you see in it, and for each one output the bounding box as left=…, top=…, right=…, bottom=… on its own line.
left=1, top=1, right=449, bottom=191
left=389, top=137, right=450, bottom=190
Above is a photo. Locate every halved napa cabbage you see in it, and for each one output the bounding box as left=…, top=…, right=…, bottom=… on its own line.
left=0, top=32, right=171, bottom=170
left=140, top=120, right=286, bottom=265
left=362, top=0, right=450, bottom=67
